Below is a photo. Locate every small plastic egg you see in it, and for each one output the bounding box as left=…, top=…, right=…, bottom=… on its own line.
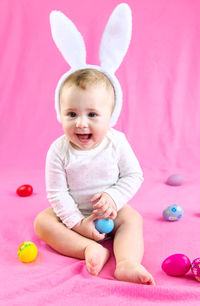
left=162, top=254, right=191, bottom=276
left=162, top=204, right=183, bottom=221
left=166, top=174, right=183, bottom=186
left=18, top=241, right=37, bottom=263
left=94, top=218, right=114, bottom=234
left=16, top=184, right=33, bottom=197
left=191, top=258, right=200, bottom=282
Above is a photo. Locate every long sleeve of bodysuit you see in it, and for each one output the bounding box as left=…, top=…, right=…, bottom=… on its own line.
left=104, top=133, right=144, bottom=210
left=45, top=142, right=85, bottom=229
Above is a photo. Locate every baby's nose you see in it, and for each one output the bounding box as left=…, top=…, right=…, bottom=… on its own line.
left=76, top=116, right=88, bottom=128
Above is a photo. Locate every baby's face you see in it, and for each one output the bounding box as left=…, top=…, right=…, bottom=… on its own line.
left=60, top=83, right=114, bottom=150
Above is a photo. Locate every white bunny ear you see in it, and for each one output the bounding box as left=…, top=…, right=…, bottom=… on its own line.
left=50, top=11, right=86, bottom=68
left=99, top=3, right=132, bottom=73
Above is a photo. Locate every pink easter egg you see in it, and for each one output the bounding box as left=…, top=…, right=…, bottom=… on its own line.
left=191, top=258, right=200, bottom=282
left=166, top=174, right=183, bottom=186
left=162, top=254, right=191, bottom=276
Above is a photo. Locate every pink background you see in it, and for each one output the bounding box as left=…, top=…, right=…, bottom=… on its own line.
left=1, top=0, right=200, bottom=305
left=1, top=0, right=200, bottom=173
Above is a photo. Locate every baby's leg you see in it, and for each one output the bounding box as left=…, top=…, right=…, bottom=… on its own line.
left=34, top=208, right=110, bottom=275
left=113, top=205, right=155, bottom=285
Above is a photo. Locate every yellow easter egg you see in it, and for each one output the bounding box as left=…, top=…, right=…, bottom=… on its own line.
left=18, top=241, right=37, bottom=263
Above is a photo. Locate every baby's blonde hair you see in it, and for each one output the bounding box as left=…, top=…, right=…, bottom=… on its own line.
left=61, top=68, right=115, bottom=92
left=60, top=69, right=115, bottom=111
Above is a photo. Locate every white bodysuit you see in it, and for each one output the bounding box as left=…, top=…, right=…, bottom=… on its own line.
left=45, top=128, right=144, bottom=229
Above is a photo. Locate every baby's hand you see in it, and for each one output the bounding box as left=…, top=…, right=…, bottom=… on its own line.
left=72, top=214, right=106, bottom=241
left=91, top=192, right=117, bottom=220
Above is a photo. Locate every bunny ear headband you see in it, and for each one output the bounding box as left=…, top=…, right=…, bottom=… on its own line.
left=50, top=3, right=132, bottom=127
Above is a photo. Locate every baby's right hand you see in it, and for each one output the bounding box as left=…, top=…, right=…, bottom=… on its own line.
left=72, top=214, right=106, bottom=241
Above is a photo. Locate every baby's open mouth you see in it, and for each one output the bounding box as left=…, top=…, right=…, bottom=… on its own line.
left=76, top=133, right=92, bottom=140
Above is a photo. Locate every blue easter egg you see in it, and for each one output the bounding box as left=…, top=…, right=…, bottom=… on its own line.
left=94, top=218, right=114, bottom=234
left=162, top=204, right=183, bottom=221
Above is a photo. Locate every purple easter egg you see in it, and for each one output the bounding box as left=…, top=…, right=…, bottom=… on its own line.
left=162, top=254, right=191, bottom=276
left=166, top=174, right=183, bottom=186
left=191, top=258, right=200, bottom=282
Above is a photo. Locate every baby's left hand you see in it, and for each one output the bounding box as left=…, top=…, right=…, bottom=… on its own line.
left=91, top=192, right=117, bottom=220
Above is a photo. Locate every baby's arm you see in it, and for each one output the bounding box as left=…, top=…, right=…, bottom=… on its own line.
left=46, top=142, right=105, bottom=240
left=106, top=134, right=144, bottom=210
left=91, top=134, right=144, bottom=217
left=46, top=143, right=85, bottom=229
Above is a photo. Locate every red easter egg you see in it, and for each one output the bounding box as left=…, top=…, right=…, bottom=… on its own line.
left=16, top=184, right=33, bottom=197
left=162, top=254, right=191, bottom=276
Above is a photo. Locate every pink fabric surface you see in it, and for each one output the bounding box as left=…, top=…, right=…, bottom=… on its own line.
left=1, top=0, right=200, bottom=305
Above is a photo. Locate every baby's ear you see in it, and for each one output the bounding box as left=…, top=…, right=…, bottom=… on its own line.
left=50, top=11, right=86, bottom=68
left=99, top=3, right=132, bottom=73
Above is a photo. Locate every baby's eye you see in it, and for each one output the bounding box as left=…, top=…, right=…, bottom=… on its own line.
left=68, top=112, right=77, bottom=117
left=88, top=112, right=97, bottom=118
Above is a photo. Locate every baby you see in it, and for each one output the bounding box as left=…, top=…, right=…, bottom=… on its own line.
left=34, top=68, right=155, bottom=285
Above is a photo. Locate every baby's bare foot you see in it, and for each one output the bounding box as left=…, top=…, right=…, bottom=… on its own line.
left=114, top=261, right=155, bottom=285
left=85, top=243, right=110, bottom=276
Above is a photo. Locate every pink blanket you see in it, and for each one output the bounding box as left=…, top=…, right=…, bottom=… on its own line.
left=1, top=0, right=200, bottom=305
